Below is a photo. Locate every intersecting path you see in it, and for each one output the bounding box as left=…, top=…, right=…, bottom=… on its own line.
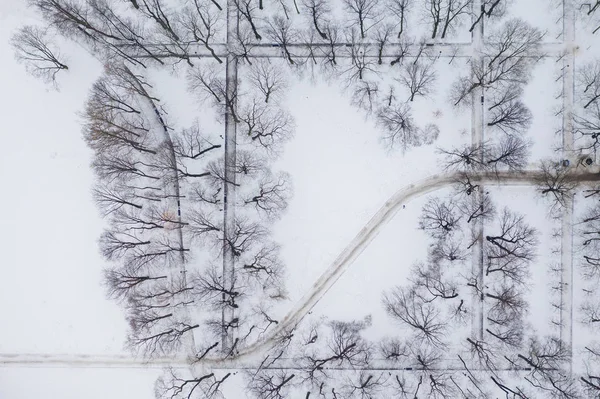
left=197, top=0, right=580, bottom=352
left=2, top=0, right=585, bottom=369
left=2, top=0, right=585, bottom=373
left=561, top=0, right=576, bottom=375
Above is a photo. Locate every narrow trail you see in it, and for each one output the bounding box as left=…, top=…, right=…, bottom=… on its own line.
left=123, top=66, right=196, bottom=353
left=470, top=0, right=485, bottom=342
left=561, top=0, right=576, bottom=375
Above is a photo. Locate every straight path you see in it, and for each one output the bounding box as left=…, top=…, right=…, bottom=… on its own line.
left=561, top=0, right=576, bottom=375
left=471, top=0, right=485, bottom=342
left=221, top=0, right=239, bottom=353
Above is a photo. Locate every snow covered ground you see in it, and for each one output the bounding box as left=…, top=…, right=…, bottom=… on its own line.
left=2, top=0, right=600, bottom=397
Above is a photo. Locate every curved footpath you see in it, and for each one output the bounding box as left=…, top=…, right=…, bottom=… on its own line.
left=1, top=169, right=598, bottom=369
left=210, top=169, right=599, bottom=367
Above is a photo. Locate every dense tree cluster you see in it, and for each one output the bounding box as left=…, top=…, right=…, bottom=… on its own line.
left=77, top=58, right=294, bottom=396
left=577, top=181, right=600, bottom=398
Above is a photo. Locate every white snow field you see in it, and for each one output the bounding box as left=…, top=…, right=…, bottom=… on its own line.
left=2, top=0, right=600, bottom=397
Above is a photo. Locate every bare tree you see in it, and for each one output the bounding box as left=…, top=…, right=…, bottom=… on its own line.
left=508, top=336, right=579, bottom=398
left=93, top=184, right=143, bottom=216
left=464, top=337, right=498, bottom=371
left=31, top=0, right=167, bottom=67
left=243, top=171, right=291, bottom=219
left=266, top=16, right=298, bottom=64
left=235, top=0, right=262, bottom=40
left=580, top=300, right=600, bottom=331
left=232, top=26, right=258, bottom=64
left=172, top=124, right=221, bottom=161
left=137, top=0, right=180, bottom=41
left=485, top=315, right=524, bottom=349
left=398, top=58, right=437, bottom=101
left=83, top=109, right=155, bottom=155
left=438, top=143, right=487, bottom=171
left=387, top=0, right=412, bottom=38
left=187, top=65, right=238, bottom=122
left=152, top=144, right=212, bottom=181
left=340, top=30, right=378, bottom=84
left=374, top=24, right=394, bottom=65
left=425, top=0, right=471, bottom=39
left=342, top=0, right=379, bottom=38
left=391, top=374, right=424, bottom=398
left=238, top=99, right=294, bottom=153
left=379, top=337, right=410, bottom=361
left=127, top=318, right=198, bottom=356
left=376, top=103, right=422, bottom=151
left=234, top=150, right=268, bottom=177
left=179, top=0, right=223, bottom=63
left=302, top=320, right=372, bottom=383
left=486, top=283, right=528, bottom=327
left=458, top=192, right=496, bottom=224
left=487, top=99, right=532, bottom=135
left=535, top=160, right=577, bottom=214
left=83, top=72, right=160, bottom=156
left=485, top=17, right=544, bottom=69
left=577, top=59, right=600, bottom=110
left=470, top=0, right=507, bottom=32
left=247, top=60, right=287, bottom=103
left=321, top=22, right=342, bottom=69
left=485, top=208, right=537, bottom=283
left=246, top=370, right=296, bottom=399
left=581, top=345, right=600, bottom=396
left=99, top=230, right=152, bottom=260
left=581, top=374, right=600, bottom=398
left=103, top=263, right=167, bottom=300
left=93, top=155, right=157, bottom=184
left=156, top=368, right=231, bottom=399
left=450, top=19, right=542, bottom=107
left=187, top=209, right=222, bottom=245
left=428, top=237, right=468, bottom=263
left=11, top=25, right=68, bottom=87
left=486, top=135, right=530, bottom=173
left=411, top=261, right=459, bottom=302
left=191, top=264, right=241, bottom=310
left=225, top=217, right=268, bottom=257
left=487, top=84, right=532, bottom=134
left=241, top=242, right=285, bottom=291
left=350, top=80, right=379, bottom=114
left=419, top=197, right=461, bottom=238
left=342, top=371, right=387, bottom=398
left=89, top=75, right=141, bottom=115
left=389, top=36, right=411, bottom=67
left=302, top=0, right=331, bottom=39
left=580, top=203, right=600, bottom=280
left=383, top=286, right=447, bottom=346
left=124, top=237, right=189, bottom=270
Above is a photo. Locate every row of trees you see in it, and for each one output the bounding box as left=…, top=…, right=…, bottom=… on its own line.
left=577, top=170, right=600, bottom=397
left=156, top=316, right=588, bottom=398
left=13, top=0, right=544, bottom=154
left=570, top=54, right=600, bottom=397
left=15, top=0, right=493, bottom=76
left=80, top=56, right=295, bottom=362
left=574, top=59, right=600, bottom=163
